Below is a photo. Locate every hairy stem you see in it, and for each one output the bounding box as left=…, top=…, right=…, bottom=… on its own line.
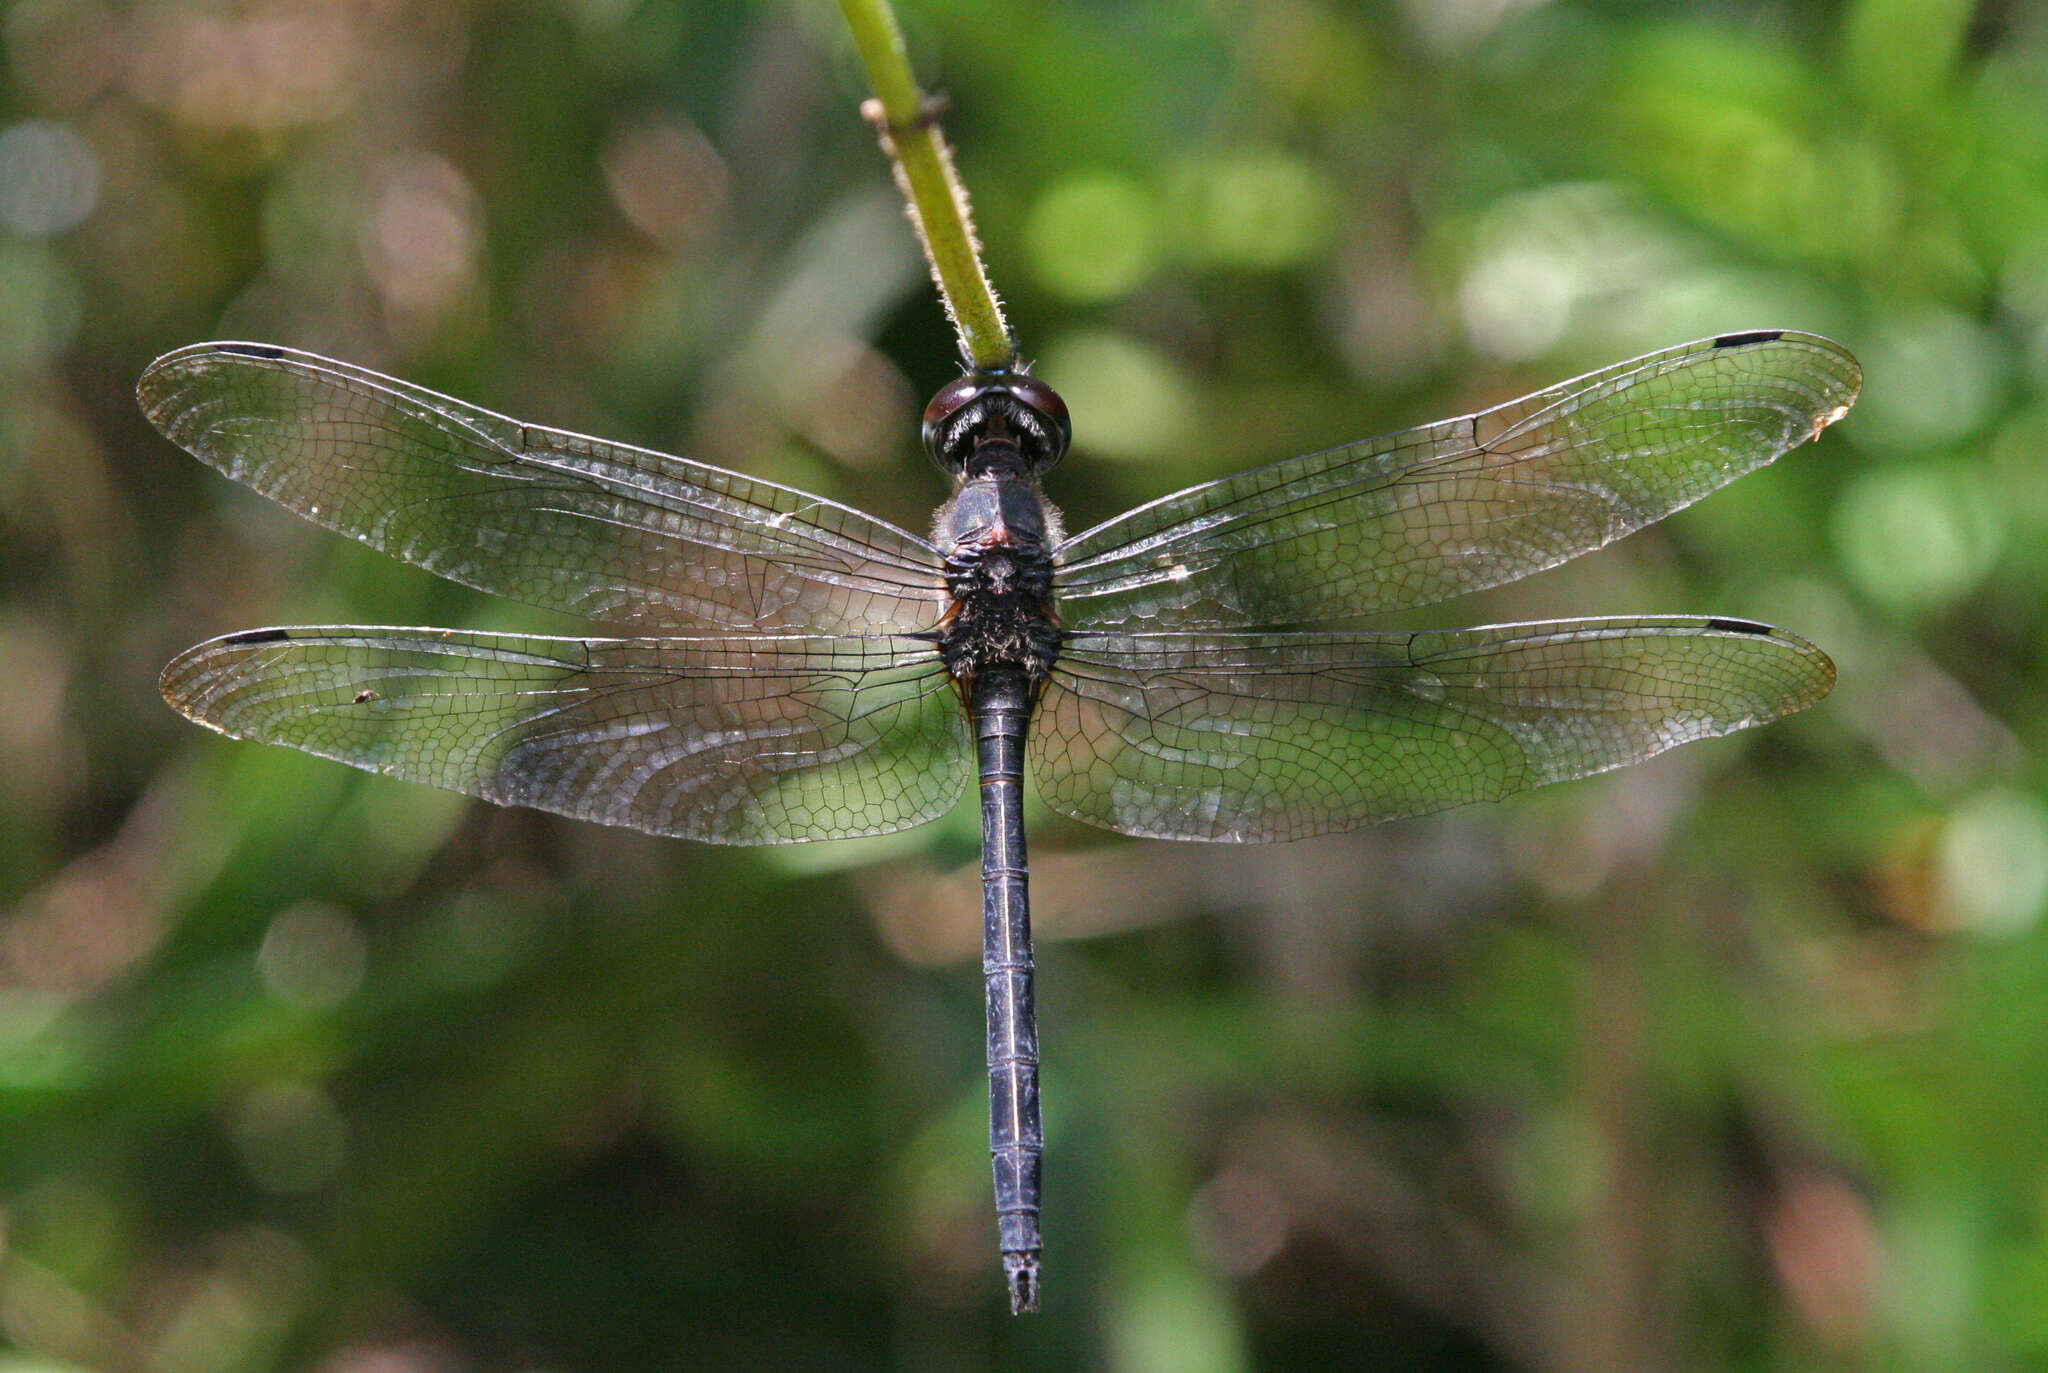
left=836, top=0, right=1013, bottom=370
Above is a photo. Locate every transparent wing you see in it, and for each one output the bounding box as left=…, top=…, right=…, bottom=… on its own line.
left=1032, top=618, right=1834, bottom=841
left=162, top=628, right=968, bottom=843
left=140, top=343, right=945, bottom=634
left=1055, top=332, right=1860, bottom=630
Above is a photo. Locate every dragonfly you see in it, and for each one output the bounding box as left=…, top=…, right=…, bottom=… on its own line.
left=142, top=328, right=1858, bottom=1313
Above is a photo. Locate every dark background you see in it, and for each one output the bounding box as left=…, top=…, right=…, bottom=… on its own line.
left=5, top=0, right=2047, bottom=1368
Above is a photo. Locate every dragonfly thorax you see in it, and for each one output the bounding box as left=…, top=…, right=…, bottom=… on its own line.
left=934, top=475, right=1062, bottom=686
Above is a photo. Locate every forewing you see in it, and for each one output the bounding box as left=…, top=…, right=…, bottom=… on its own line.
left=1055, top=332, right=1860, bottom=629
left=162, top=629, right=968, bottom=843
left=1032, top=618, right=1834, bottom=841
left=140, top=343, right=945, bottom=634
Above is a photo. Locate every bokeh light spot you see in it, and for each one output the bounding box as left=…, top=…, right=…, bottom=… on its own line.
left=1173, top=149, right=1337, bottom=271
left=1460, top=242, right=1575, bottom=361
left=1832, top=465, right=2004, bottom=613
left=1856, top=310, right=2008, bottom=452
left=358, top=152, right=486, bottom=346
left=256, top=904, right=366, bottom=1010
left=1454, top=182, right=1681, bottom=361
left=1403, top=0, right=1553, bottom=52
left=417, top=892, right=548, bottom=991
left=1939, top=789, right=2048, bottom=937
left=1023, top=170, right=1159, bottom=302
left=227, top=1082, right=347, bottom=1195
left=11, top=1176, right=121, bottom=1278
left=0, top=120, right=99, bottom=237
left=602, top=115, right=730, bottom=250
left=128, top=3, right=364, bottom=134
left=1107, top=1270, right=1245, bottom=1373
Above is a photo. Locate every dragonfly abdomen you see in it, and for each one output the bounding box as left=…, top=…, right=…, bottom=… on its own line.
left=973, top=664, right=1044, bottom=1314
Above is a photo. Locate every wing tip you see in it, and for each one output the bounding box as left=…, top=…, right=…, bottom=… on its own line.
left=1698, top=615, right=1836, bottom=710
left=138, top=340, right=300, bottom=431
left=160, top=626, right=300, bottom=720
left=1706, top=328, right=1864, bottom=443
left=159, top=639, right=228, bottom=727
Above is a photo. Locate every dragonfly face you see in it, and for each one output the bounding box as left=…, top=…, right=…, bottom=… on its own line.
left=142, top=329, right=1860, bottom=1312
left=922, top=366, right=1071, bottom=475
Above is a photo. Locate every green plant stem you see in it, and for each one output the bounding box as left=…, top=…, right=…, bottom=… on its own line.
left=836, top=0, right=1013, bottom=370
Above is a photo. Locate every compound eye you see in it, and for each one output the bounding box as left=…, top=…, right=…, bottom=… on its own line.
left=1004, top=374, right=1071, bottom=466
left=922, top=373, right=984, bottom=430
left=922, top=373, right=989, bottom=470
left=1005, top=374, right=1069, bottom=436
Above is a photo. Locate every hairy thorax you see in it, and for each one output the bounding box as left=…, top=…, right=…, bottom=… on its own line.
left=932, top=473, right=1064, bottom=687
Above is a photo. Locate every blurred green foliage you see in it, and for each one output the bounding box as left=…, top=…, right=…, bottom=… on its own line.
left=4, top=0, right=2048, bottom=1367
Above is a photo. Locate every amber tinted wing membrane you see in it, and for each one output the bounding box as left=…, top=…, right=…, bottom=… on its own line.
left=1054, top=332, right=1860, bottom=631
left=1032, top=618, right=1835, bottom=841
left=161, top=629, right=969, bottom=843
left=140, top=344, right=946, bottom=634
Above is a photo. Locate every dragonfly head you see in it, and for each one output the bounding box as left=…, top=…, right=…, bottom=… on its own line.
left=923, top=368, right=1071, bottom=477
